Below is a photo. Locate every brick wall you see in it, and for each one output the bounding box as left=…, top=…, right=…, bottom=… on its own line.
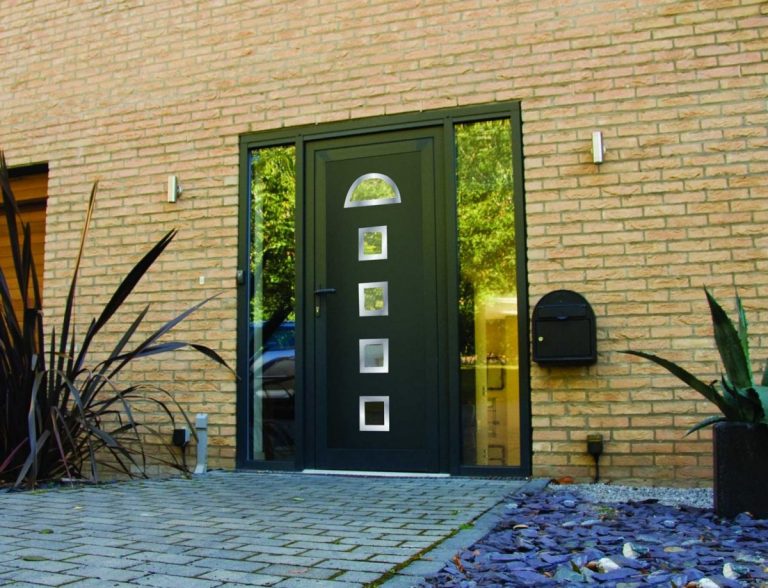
left=1, top=0, right=766, bottom=484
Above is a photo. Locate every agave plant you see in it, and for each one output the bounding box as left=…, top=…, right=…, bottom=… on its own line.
left=0, top=152, right=231, bottom=488
left=626, top=289, right=768, bottom=435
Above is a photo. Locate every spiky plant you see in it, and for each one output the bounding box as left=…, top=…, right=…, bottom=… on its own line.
left=625, top=289, right=768, bottom=435
left=0, top=152, right=231, bottom=488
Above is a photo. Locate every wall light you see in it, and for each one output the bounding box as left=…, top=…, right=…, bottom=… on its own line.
left=591, top=131, right=604, bottom=164
left=167, top=175, right=183, bottom=203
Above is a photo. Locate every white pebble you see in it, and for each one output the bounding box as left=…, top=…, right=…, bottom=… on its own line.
left=597, top=557, right=620, bottom=573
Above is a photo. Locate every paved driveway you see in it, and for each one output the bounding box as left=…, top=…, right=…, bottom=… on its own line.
left=0, top=471, right=532, bottom=587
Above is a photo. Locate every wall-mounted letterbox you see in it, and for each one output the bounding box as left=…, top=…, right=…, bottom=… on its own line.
left=532, top=290, right=596, bottom=366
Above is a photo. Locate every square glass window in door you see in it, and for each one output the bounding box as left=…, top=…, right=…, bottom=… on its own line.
left=358, top=226, right=388, bottom=261
left=359, top=396, right=390, bottom=432
left=359, top=338, right=389, bottom=373
left=358, top=281, right=389, bottom=317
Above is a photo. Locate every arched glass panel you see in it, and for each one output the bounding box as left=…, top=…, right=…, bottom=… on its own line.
left=344, top=173, right=401, bottom=208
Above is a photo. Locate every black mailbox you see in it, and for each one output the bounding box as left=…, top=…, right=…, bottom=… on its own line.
left=532, top=290, right=596, bottom=366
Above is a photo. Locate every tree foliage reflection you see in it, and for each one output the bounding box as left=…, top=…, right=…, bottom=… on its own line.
left=456, top=119, right=515, bottom=356
left=250, top=146, right=296, bottom=331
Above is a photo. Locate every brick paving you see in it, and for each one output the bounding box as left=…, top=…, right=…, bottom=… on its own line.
left=0, top=471, right=530, bottom=587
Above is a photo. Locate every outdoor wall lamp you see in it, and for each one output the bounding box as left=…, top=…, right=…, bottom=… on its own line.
left=587, top=433, right=604, bottom=483
left=167, top=175, right=183, bottom=203
left=592, top=131, right=605, bottom=164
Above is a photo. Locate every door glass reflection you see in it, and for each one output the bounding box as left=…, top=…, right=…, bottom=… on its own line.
left=358, top=281, right=389, bottom=316
left=358, top=226, right=388, bottom=261
left=249, top=145, right=296, bottom=462
left=456, top=119, right=521, bottom=467
left=359, top=338, right=389, bottom=373
left=344, top=173, right=401, bottom=208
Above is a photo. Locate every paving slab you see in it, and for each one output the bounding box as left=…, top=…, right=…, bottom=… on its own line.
left=0, top=471, right=529, bottom=586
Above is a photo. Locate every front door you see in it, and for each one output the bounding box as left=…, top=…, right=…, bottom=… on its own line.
left=308, top=128, right=443, bottom=472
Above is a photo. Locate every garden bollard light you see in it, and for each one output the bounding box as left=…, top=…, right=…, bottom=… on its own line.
left=194, top=413, right=208, bottom=475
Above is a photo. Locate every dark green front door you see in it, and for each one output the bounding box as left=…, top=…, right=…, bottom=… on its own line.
left=309, top=128, right=443, bottom=472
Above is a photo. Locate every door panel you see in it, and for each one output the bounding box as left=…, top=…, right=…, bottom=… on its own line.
left=309, top=129, right=442, bottom=472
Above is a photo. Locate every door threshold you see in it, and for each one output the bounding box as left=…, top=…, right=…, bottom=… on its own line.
left=302, top=469, right=450, bottom=478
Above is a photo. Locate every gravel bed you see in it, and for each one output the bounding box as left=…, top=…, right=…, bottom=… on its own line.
left=551, top=482, right=714, bottom=509
left=422, top=483, right=768, bottom=587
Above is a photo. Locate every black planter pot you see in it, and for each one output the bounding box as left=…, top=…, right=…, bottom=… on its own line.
left=713, top=421, right=768, bottom=519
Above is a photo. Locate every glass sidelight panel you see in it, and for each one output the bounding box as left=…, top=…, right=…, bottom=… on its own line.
left=456, top=119, right=521, bottom=467
left=249, top=145, right=296, bottom=461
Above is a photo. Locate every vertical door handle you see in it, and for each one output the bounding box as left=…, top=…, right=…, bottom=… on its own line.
left=314, top=287, right=336, bottom=317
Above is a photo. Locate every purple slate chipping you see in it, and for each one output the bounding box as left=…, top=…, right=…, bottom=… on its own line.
left=421, top=488, right=768, bottom=587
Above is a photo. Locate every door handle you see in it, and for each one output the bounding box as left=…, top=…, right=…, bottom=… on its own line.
left=314, top=287, right=336, bottom=317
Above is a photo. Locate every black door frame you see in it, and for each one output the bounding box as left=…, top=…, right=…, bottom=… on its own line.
left=236, top=101, right=530, bottom=477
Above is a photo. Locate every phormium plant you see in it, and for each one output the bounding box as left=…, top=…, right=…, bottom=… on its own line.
left=625, top=288, right=768, bottom=434
left=0, top=152, right=231, bottom=488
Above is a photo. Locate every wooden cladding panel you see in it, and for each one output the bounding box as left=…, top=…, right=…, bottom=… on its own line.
left=1, top=171, right=48, bottom=317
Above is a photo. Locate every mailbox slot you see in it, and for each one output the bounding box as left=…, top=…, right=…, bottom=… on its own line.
left=532, top=290, right=596, bottom=366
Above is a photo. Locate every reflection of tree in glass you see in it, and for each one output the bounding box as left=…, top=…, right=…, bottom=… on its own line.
left=362, top=231, right=383, bottom=255
left=456, top=120, right=515, bottom=355
left=352, top=178, right=396, bottom=202
left=251, top=146, right=296, bottom=326
left=364, top=287, right=385, bottom=311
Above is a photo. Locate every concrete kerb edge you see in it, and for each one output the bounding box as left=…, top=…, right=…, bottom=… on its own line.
left=379, top=478, right=551, bottom=587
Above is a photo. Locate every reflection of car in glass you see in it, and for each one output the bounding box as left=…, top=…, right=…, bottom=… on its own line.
left=250, top=321, right=295, bottom=460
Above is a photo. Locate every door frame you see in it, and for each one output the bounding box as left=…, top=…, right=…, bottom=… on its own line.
left=237, top=101, right=530, bottom=477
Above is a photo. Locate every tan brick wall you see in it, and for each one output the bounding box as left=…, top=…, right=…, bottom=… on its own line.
left=1, top=0, right=766, bottom=485
left=523, top=0, right=768, bottom=486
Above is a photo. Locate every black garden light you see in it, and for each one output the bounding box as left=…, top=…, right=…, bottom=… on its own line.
left=586, top=433, right=604, bottom=483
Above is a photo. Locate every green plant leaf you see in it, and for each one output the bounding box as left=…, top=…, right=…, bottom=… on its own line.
left=721, top=378, right=762, bottom=422
left=685, top=415, right=727, bottom=436
left=624, top=350, right=735, bottom=417
left=736, top=293, right=751, bottom=370
left=751, top=385, right=768, bottom=425
left=705, top=288, right=753, bottom=389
